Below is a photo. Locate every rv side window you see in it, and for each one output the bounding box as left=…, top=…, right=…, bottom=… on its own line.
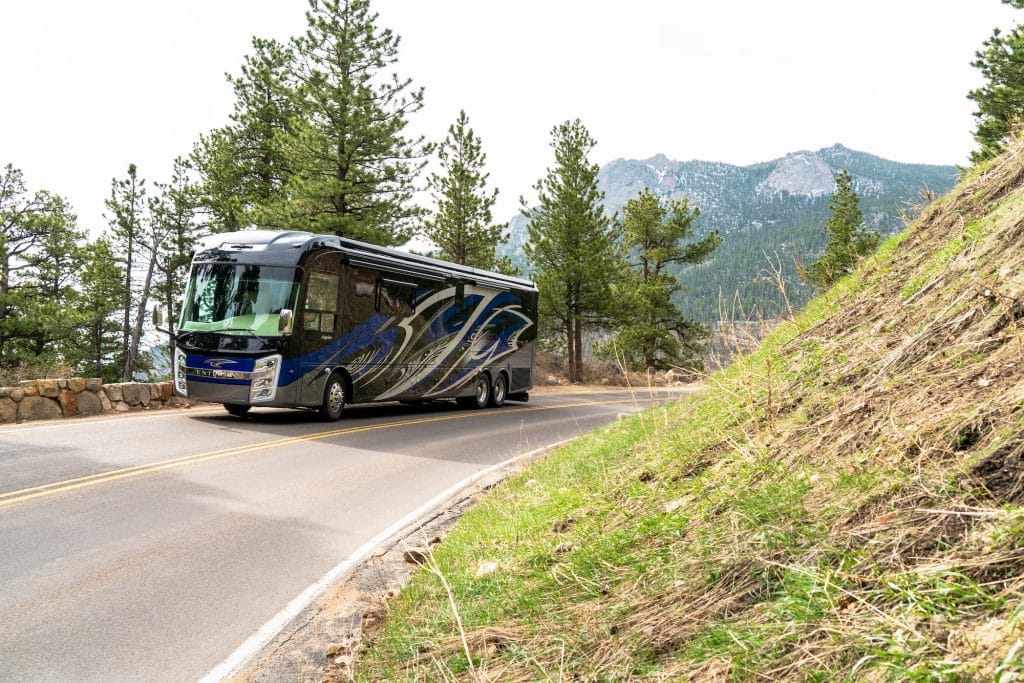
left=304, top=270, right=339, bottom=333
left=375, top=278, right=415, bottom=318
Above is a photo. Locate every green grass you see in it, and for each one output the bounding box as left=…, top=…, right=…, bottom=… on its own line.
left=358, top=297, right=879, bottom=679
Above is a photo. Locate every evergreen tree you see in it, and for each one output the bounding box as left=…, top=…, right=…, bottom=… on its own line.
left=523, top=119, right=618, bottom=383
left=600, top=189, right=721, bottom=371
left=151, top=157, right=199, bottom=358
left=969, top=18, right=1024, bottom=162
left=76, top=238, right=124, bottom=382
left=23, top=214, right=86, bottom=362
left=192, top=38, right=296, bottom=231
left=106, top=164, right=162, bottom=381
left=801, top=169, right=879, bottom=287
left=424, top=110, right=505, bottom=269
left=106, top=164, right=144, bottom=378
left=0, top=164, right=79, bottom=366
left=266, top=0, right=427, bottom=245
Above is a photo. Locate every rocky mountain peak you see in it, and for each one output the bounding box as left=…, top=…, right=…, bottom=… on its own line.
left=642, top=153, right=674, bottom=171
left=760, top=151, right=835, bottom=197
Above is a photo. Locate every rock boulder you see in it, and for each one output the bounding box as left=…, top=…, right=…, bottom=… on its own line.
left=58, top=389, right=77, bottom=417
left=121, top=383, right=150, bottom=407
left=104, top=384, right=123, bottom=402
left=0, top=397, right=15, bottom=423
left=17, top=396, right=62, bottom=422
left=36, top=380, right=59, bottom=398
left=77, top=391, right=103, bottom=416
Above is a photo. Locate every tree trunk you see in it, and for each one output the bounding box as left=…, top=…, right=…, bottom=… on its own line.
left=165, top=269, right=176, bottom=360
left=0, top=255, right=9, bottom=362
left=121, top=232, right=133, bottom=382
left=565, top=315, right=576, bottom=384
left=92, top=317, right=102, bottom=378
left=574, top=308, right=583, bottom=384
left=126, top=242, right=159, bottom=381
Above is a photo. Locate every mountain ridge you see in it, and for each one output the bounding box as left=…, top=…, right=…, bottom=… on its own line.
left=501, top=144, right=958, bottom=320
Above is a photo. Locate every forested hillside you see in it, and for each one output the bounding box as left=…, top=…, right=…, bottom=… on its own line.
left=502, top=144, right=957, bottom=321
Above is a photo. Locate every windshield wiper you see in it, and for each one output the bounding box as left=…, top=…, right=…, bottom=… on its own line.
left=218, top=327, right=272, bottom=344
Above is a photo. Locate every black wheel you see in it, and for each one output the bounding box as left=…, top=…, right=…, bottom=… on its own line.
left=456, top=374, right=490, bottom=409
left=489, top=373, right=508, bottom=408
left=318, top=373, right=346, bottom=421
left=224, top=403, right=250, bottom=417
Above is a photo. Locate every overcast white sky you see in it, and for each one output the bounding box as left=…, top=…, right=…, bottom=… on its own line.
left=0, top=0, right=1018, bottom=235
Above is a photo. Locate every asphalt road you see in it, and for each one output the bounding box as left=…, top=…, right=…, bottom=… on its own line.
left=0, top=390, right=675, bottom=682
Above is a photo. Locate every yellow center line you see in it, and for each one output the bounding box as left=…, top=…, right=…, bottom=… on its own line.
left=0, top=398, right=644, bottom=509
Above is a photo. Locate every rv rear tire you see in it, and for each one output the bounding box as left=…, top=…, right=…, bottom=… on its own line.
left=489, top=373, right=507, bottom=408
left=457, top=374, right=490, bottom=409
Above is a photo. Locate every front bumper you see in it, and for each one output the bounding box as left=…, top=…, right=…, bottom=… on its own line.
left=181, top=378, right=251, bottom=404
left=174, top=352, right=286, bottom=406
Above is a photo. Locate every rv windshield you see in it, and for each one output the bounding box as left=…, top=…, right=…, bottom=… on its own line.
left=178, top=263, right=299, bottom=336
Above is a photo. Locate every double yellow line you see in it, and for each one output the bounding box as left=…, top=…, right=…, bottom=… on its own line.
left=0, top=398, right=633, bottom=510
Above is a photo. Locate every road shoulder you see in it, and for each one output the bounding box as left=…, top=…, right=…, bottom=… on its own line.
left=222, top=441, right=570, bottom=683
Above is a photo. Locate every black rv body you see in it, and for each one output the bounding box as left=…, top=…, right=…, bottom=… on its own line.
left=172, top=231, right=537, bottom=419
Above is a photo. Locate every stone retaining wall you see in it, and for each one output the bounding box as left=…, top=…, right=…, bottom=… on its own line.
left=0, top=378, right=183, bottom=424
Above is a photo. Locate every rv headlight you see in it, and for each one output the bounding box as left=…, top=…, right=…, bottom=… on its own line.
left=174, top=347, right=188, bottom=397
left=249, top=355, right=281, bottom=402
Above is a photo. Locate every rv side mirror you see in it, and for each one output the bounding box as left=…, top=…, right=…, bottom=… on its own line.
left=152, top=305, right=166, bottom=327
left=279, top=308, right=293, bottom=334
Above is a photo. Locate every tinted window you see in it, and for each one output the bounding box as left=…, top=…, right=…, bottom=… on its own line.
left=375, top=278, right=415, bottom=318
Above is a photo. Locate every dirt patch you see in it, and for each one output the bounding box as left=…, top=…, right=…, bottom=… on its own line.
left=972, top=430, right=1024, bottom=503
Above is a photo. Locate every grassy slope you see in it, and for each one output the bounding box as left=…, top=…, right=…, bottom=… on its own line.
left=357, top=146, right=1024, bottom=681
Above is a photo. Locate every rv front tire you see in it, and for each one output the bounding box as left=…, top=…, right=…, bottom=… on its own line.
left=224, top=404, right=250, bottom=418
left=318, top=373, right=346, bottom=421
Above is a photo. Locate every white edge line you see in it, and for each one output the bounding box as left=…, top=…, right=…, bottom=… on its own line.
left=198, top=437, right=575, bottom=683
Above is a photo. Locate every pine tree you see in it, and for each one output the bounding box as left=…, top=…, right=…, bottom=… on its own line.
left=106, top=164, right=144, bottom=378
left=106, top=164, right=163, bottom=381
left=192, top=38, right=296, bottom=231
left=266, top=0, right=427, bottom=245
left=76, top=238, right=124, bottom=382
left=0, top=164, right=79, bottom=366
left=600, top=189, right=721, bottom=371
left=967, top=1, right=1024, bottom=162
left=23, top=211, right=86, bottom=362
left=424, top=110, right=505, bottom=269
left=523, top=120, right=618, bottom=383
left=151, top=157, right=199, bottom=358
left=969, top=21, right=1024, bottom=162
left=801, top=169, right=879, bottom=287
